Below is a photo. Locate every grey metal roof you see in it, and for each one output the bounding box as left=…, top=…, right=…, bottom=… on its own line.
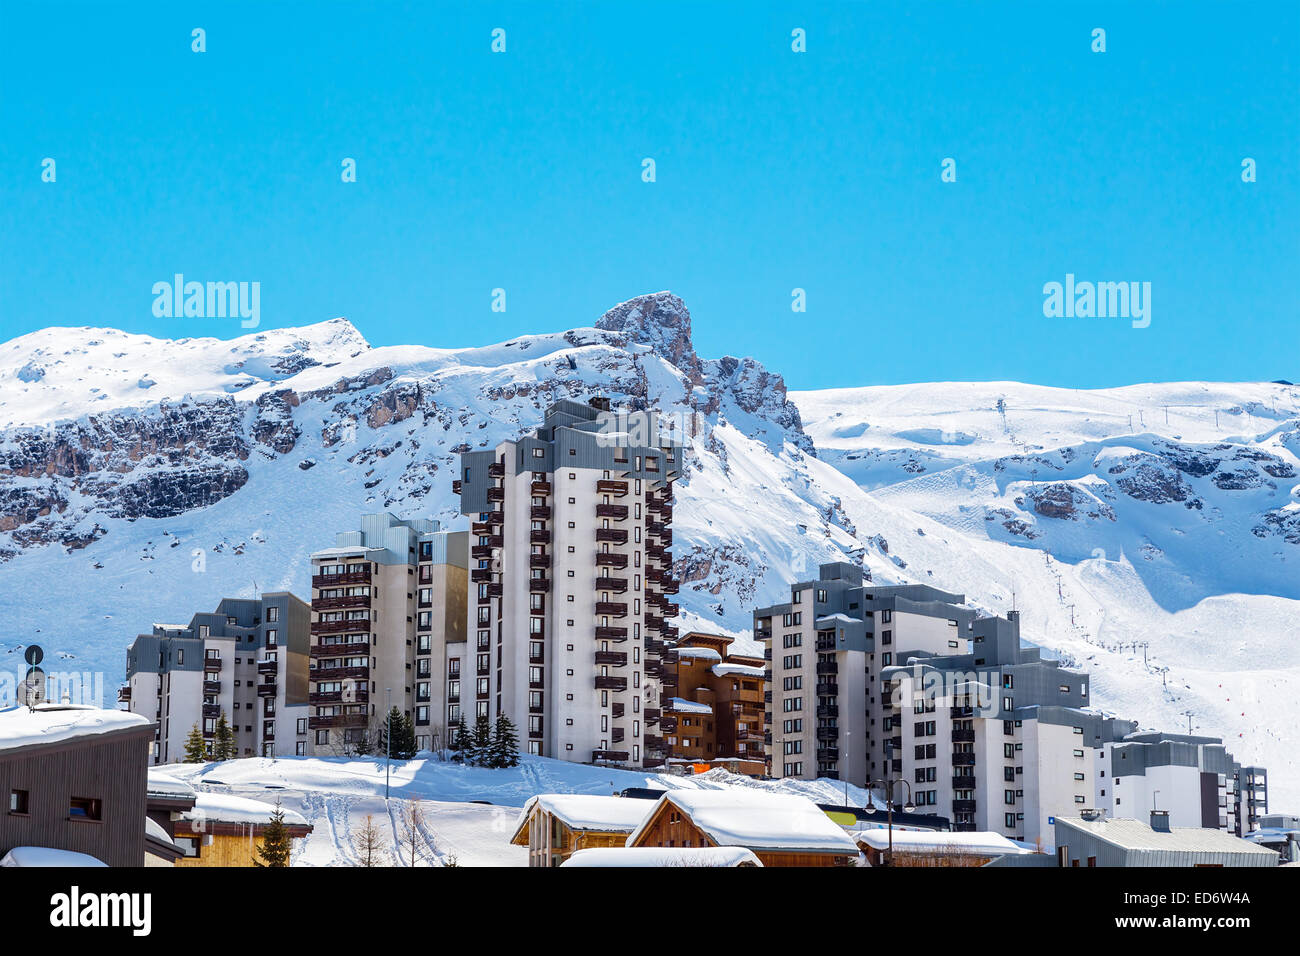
left=1057, top=816, right=1277, bottom=855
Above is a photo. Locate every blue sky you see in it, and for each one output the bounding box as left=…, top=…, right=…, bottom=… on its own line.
left=2, top=1, right=1296, bottom=389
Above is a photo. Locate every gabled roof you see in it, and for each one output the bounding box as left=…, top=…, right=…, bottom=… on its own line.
left=179, top=793, right=309, bottom=828
left=628, top=789, right=859, bottom=855
left=511, top=794, right=654, bottom=845
left=852, top=828, right=1031, bottom=856
left=562, top=846, right=762, bottom=867
left=1056, top=816, right=1278, bottom=856
left=0, top=704, right=152, bottom=754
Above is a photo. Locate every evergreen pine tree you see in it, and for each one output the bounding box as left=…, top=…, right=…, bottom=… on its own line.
left=353, top=729, right=374, bottom=756
left=451, top=718, right=471, bottom=763
left=470, top=713, right=492, bottom=767
left=377, top=707, right=405, bottom=758
left=254, top=803, right=292, bottom=867
left=490, top=714, right=520, bottom=769
left=214, top=711, right=236, bottom=761
left=396, top=712, right=418, bottom=760
left=183, top=723, right=208, bottom=763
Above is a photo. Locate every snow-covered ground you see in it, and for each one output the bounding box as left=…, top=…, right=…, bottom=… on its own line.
left=160, top=754, right=877, bottom=867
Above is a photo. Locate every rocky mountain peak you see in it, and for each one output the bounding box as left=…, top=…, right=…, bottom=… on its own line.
left=595, top=291, right=702, bottom=381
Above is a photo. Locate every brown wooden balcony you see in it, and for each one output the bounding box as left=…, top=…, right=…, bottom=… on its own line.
left=595, top=552, right=627, bottom=569
left=645, top=638, right=665, bottom=654
left=952, top=753, right=976, bottom=767
left=645, top=543, right=669, bottom=561
left=595, top=601, right=628, bottom=617
left=452, top=479, right=462, bottom=494
left=612, top=702, right=625, bottom=718
left=596, top=504, right=628, bottom=520
left=312, top=594, right=370, bottom=611
left=644, top=661, right=663, bottom=678
left=202, top=703, right=221, bottom=718
left=529, top=553, right=551, bottom=569
left=596, top=479, right=628, bottom=496
left=203, top=680, right=221, bottom=695
left=595, top=626, right=628, bottom=642
left=528, top=577, right=551, bottom=593
left=595, top=528, right=628, bottom=545
left=116, top=685, right=131, bottom=702
left=594, top=575, right=628, bottom=592
left=488, top=461, right=505, bottom=478
left=816, top=661, right=839, bottom=676
left=257, top=659, right=279, bottom=675
left=257, top=683, right=277, bottom=698
left=530, top=480, right=552, bottom=495
left=645, top=735, right=667, bottom=753
left=484, top=582, right=503, bottom=598
left=592, top=749, right=629, bottom=762
left=312, top=617, right=371, bottom=635
left=952, top=728, right=976, bottom=743
left=530, top=529, right=551, bottom=544
left=308, top=713, right=369, bottom=730
left=645, top=615, right=664, bottom=631
left=594, top=675, right=627, bottom=691
left=646, top=520, right=668, bottom=537
left=311, top=640, right=370, bottom=658
left=312, top=569, right=370, bottom=588
left=471, top=567, right=495, bottom=583
left=203, top=657, right=222, bottom=673
left=659, top=716, right=677, bottom=733
left=611, top=727, right=625, bottom=743
left=661, top=624, right=679, bottom=641
left=471, top=520, right=498, bottom=535
left=310, top=664, right=369, bottom=682
left=594, top=650, right=627, bottom=667
left=471, top=545, right=498, bottom=560
left=659, top=673, right=678, bottom=689
left=486, top=486, right=505, bottom=502
left=644, top=707, right=660, bottom=724
left=530, top=505, right=552, bottom=520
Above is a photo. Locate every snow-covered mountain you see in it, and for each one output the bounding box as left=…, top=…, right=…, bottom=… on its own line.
left=3, top=293, right=1297, bottom=806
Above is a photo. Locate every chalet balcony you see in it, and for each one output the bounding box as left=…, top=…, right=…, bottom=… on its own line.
left=471, top=520, right=498, bottom=535
left=203, top=657, right=222, bottom=673
left=308, top=713, right=369, bottom=730
left=203, top=680, right=221, bottom=695
left=611, top=727, right=625, bottom=743
left=595, top=503, right=628, bottom=520
left=816, top=726, right=839, bottom=741
left=816, top=747, right=840, bottom=762
left=592, top=749, right=629, bottom=762
left=816, top=661, right=839, bottom=676
left=595, top=626, right=628, bottom=642
left=471, top=568, right=495, bottom=584
left=202, top=703, right=221, bottom=718
left=659, top=717, right=678, bottom=733
left=952, top=728, right=976, bottom=743
left=309, top=690, right=370, bottom=705
left=953, top=799, right=977, bottom=813
left=257, top=659, right=279, bottom=676
left=117, top=685, right=131, bottom=702
left=529, top=554, right=552, bottom=569
left=310, top=664, right=369, bottom=682
left=594, top=675, right=627, bottom=692
left=452, top=479, right=462, bottom=494
left=816, top=704, right=839, bottom=718
left=312, top=618, right=371, bottom=635
left=646, top=520, right=668, bottom=537
left=612, top=702, right=625, bottom=718
left=486, top=486, right=505, bottom=502
left=312, top=594, right=370, bottom=612
left=736, top=728, right=758, bottom=741
left=644, top=707, right=660, bottom=724
left=594, top=651, right=627, bottom=667
left=530, top=529, right=552, bottom=545
left=661, top=625, right=679, bottom=641
left=644, top=735, right=667, bottom=753
left=530, top=505, right=552, bottom=520
left=659, top=673, right=678, bottom=690
left=595, top=528, right=628, bottom=545
left=311, top=640, right=370, bottom=658
left=470, top=545, right=498, bottom=560
left=312, top=568, right=371, bottom=588
left=645, top=638, right=665, bottom=654
left=596, top=480, right=628, bottom=496
left=528, top=577, right=551, bottom=593
left=488, top=462, right=505, bottom=478
left=257, top=683, right=277, bottom=698
left=815, top=682, right=839, bottom=697
left=595, top=552, right=628, bottom=569
left=530, top=480, right=552, bottom=496
left=952, top=753, right=976, bottom=767
left=644, top=614, right=664, bottom=631
left=594, top=601, right=628, bottom=617
left=594, top=575, right=628, bottom=592
left=952, top=775, right=977, bottom=789
left=644, top=661, right=663, bottom=678
left=645, top=544, right=669, bottom=560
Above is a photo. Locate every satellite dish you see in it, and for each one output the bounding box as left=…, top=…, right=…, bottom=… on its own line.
left=24, top=644, right=43, bottom=667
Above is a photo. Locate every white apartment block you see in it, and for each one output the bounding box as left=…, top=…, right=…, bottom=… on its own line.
left=308, top=514, right=467, bottom=754
left=454, top=398, right=682, bottom=767
left=121, top=593, right=311, bottom=762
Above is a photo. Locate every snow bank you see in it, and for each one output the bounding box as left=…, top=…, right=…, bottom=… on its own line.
left=630, top=790, right=860, bottom=854
left=563, top=845, right=761, bottom=867
left=182, top=792, right=309, bottom=827
left=0, top=847, right=107, bottom=867
left=0, top=704, right=150, bottom=753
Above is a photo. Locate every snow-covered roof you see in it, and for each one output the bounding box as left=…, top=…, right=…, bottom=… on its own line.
left=629, top=790, right=859, bottom=855
left=311, top=545, right=381, bottom=558
left=0, top=847, right=107, bottom=867
left=513, top=794, right=653, bottom=844
left=181, top=793, right=309, bottom=828
left=675, top=646, right=723, bottom=662
left=0, top=704, right=151, bottom=753
left=147, top=770, right=197, bottom=800
left=145, top=816, right=179, bottom=850
left=666, top=697, right=713, bottom=715
left=562, top=846, right=762, bottom=867
left=711, top=663, right=765, bottom=679
left=852, top=828, right=1031, bottom=856
left=1058, top=816, right=1279, bottom=856
left=815, top=613, right=860, bottom=627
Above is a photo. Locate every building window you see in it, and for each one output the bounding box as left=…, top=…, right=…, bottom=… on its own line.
left=9, top=789, right=29, bottom=815
left=69, top=797, right=103, bottom=821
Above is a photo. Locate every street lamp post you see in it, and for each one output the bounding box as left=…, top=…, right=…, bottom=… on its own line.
left=385, top=687, right=392, bottom=802
left=864, top=777, right=915, bottom=866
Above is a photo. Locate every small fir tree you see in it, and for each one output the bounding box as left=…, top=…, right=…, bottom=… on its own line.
left=254, top=803, right=292, bottom=867
left=214, top=711, right=236, bottom=761
left=470, top=713, right=492, bottom=766
left=183, top=723, right=207, bottom=763
left=451, top=718, right=471, bottom=763
left=490, top=714, right=520, bottom=769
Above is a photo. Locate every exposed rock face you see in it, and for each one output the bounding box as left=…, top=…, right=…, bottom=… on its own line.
left=596, top=292, right=703, bottom=382
left=1027, top=482, right=1116, bottom=522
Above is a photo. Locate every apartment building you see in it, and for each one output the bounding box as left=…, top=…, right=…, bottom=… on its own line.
left=307, top=514, right=467, bottom=754
left=668, top=631, right=767, bottom=774
left=454, top=397, right=682, bottom=767
left=121, top=593, right=311, bottom=762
